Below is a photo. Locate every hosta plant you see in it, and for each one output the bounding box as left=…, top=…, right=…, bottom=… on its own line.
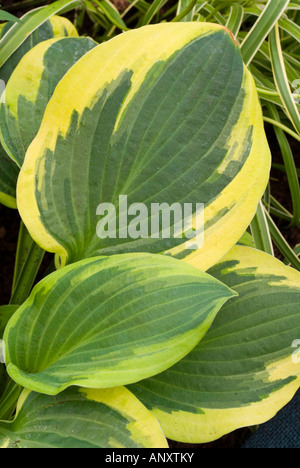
left=0, top=11, right=80, bottom=209
left=0, top=8, right=299, bottom=449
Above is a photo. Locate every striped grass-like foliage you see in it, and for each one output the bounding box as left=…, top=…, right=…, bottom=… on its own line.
left=0, top=14, right=81, bottom=208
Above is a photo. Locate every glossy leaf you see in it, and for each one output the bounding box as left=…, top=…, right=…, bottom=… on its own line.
left=0, top=387, right=168, bottom=448
left=0, top=14, right=78, bottom=83
left=0, top=36, right=97, bottom=167
left=3, top=253, right=234, bottom=395
left=129, top=246, right=300, bottom=443
left=0, top=146, right=18, bottom=208
left=0, top=0, right=80, bottom=70
left=17, top=22, right=271, bottom=270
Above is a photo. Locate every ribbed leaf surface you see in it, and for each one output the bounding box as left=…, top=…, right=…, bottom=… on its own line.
left=0, top=36, right=97, bottom=167
left=129, top=246, right=300, bottom=443
left=4, top=253, right=234, bottom=395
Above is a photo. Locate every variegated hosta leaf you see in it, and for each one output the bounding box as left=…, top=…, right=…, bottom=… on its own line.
left=0, top=363, right=21, bottom=422
left=0, top=146, right=18, bottom=208
left=0, top=36, right=96, bottom=208
left=0, top=374, right=21, bottom=422
left=0, top=305, right=19, bottom=338
left=0, top=387, right=168, bottom=448
left=3, top=253, right=235, bottom=395
left=17, top=22, right=271, bottom=270
left=0, top=36, right=97, bottom=167
left=129, top=246, right=300, bottom=443
left=0, top=15, right=78, bottom=82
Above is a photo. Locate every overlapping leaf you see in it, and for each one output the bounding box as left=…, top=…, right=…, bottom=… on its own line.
left=0, top=387, right=168, bottom=448
left=0, top=11, right=20, bottom=24
left=0, top=31, right=95, bottom=208
left=129, top=246, right=300, bottom=443
left=0, top=305, right=19, bottom=338
left=0, top=147, right=18, bottom=208
left=0, top=14, right=78, bottom=82
left=17, top=22, right=271, bottom=270
left=3, top=253, right=234, bottom=395
left=0, top=366, right=8, bottom=399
